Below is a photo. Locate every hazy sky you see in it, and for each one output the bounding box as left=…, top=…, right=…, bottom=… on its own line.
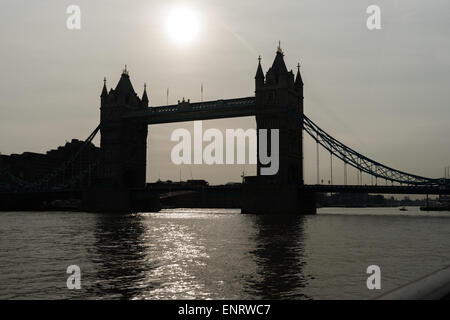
left=0, top=0, right=449, bottom=185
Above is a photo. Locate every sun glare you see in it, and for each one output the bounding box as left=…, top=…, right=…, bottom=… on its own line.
left=166, top=7, right=200, bottom=45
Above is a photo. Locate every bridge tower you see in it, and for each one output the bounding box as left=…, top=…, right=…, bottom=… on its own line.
left=98, top=67, right=148, bottom=189
left=255, top=45, right=304, bottom=185
left=243, top=46, right=315, bottom=214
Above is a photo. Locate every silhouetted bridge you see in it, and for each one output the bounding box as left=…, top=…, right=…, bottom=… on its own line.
left=128, top=96, right=446, bottom=187
left=2, top=97, right=449, bottom=210
left=148, top=184, right=450, bottom=196
left=1, top=47, right=448, bottom=213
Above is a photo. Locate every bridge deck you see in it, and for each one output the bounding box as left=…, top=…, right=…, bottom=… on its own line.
left=147, top=184, right=450, bottom=195
left=302, top=184, right=450, bottom=195
left=124, top=97, right=256, bottom=124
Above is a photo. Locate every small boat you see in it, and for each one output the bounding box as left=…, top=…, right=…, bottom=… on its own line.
left=399, top=207, right=408, bottom=211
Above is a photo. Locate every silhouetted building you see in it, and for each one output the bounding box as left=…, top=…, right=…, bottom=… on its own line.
left=0, top=139, right=99, bottom=190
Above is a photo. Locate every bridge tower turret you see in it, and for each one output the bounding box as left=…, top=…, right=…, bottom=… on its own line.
left=101, top=77, right=108, bottom=107
left=141, top=83, right=149, bottom=107
left=255, top=45, right=304, bottom=185
left=99, top=67, right=148, bottom=190
left=255, top=56, right=265, bottom=90
left=295, top=63, right=304, bottom=97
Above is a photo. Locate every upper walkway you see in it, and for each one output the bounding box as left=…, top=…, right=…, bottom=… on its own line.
left=123, top=97, right=256, bottom=124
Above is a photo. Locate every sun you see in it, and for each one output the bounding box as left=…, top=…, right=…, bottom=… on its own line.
left=166, top=7, right=200, bottom=45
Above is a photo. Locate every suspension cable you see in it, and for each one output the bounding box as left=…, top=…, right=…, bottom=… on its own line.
left=303, top=115, right=440, bottom=186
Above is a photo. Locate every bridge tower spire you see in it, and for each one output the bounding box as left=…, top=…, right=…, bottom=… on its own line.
left=141, top=83, right=149, bottom=107
left=255, top=55, right=265, bottom=89
left=295, top=63, right=303, bottom=92
left=101, top=77, right=108, bottom=107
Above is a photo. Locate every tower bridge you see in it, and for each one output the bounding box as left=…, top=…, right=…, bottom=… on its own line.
left=1, top=45, right=448, bottom=213
left=94, top=45, right=306, bottom=213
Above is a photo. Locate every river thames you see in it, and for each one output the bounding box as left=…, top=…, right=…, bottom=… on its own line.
left=0, top=207, right=449, bottom=299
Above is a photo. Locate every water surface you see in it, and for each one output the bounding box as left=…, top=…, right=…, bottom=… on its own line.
left=0, top=207, right=449, bottom=299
